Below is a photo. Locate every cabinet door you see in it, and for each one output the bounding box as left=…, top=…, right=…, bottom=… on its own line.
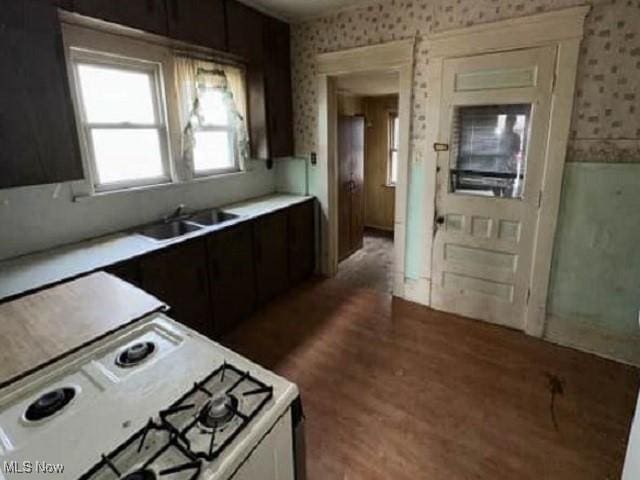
left=254, top=211, right=289, bottom=304
left=226, top=0, right=264, bottom=62
left=0, top=0, right=83, bottom=189
left=105, top=258, right=142, bottom=287
left=207, top=224, right=256, bottom=336
left=166, top=0, right=226, bottom=50
left=69, top=0, right=168, bottom=36
left=288, top=201, right=315, bottom=284
left=263, top=16, right=293, bottom=159
left=141, top=241, right=213, bottom=337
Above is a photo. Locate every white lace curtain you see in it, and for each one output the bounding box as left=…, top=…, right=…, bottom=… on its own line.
left=174, top=56, right=249, bottom=173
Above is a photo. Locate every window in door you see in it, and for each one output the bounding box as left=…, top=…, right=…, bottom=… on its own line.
left=387, top=113, right=399, bottom=186
left=73, top=55, right=170, bottom=190
left=449, top=104, right=531, bottom=198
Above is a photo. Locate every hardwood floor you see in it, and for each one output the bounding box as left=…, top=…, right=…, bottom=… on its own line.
left=222, top=278, right=640, bottom=480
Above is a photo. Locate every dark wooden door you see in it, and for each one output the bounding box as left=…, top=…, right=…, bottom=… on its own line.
left=69, top=0, right=168, bottom=35
left=0, top=0, right=83, bottom=189
left=141, top=240, right=213, bottom=337
left=166, top=0, right=226, bottom=50
left=338, top=115, right=365, bottom=260
left=288, top=200, right=315, bottom=284
left=254, top=211, right=289, bottom=304
left=207, top=223, right=256, bottom=336
left=350, top=116, right=365, bottom=253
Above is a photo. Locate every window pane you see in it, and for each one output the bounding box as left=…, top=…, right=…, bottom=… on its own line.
left=91, top=129, right=164, bottom=185
left=450, top=104, right=530, bottom=198
left=199, top=90, right=229, bottom=126
left=393, top=116, right=399, bottom=149
left=390, top=151, right=398, bottom=184
left=77, top=64, right=156, bottom=124
left=193, top=130, right=234, bottom=172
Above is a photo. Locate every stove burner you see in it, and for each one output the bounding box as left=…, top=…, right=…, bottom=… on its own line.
left=25, top=387, right=76, bottom=422
left=197, top=394, right=239, bottom=429
left=122, top=470, right=156, bottom=480
left=116, top=342, right=156, bottom=368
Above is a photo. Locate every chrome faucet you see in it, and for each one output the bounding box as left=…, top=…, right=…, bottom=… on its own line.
left=164, top=204, right=187, bottom=223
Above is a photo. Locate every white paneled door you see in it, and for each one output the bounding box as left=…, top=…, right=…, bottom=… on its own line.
left=430, top=46, right=556, bottom=330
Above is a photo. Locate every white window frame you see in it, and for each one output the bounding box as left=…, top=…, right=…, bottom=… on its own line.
left=69, top=49, right=173, bottom=191
left=387, top=112, right=399, bottom=186
left=61, top=21, right=249, bottom=196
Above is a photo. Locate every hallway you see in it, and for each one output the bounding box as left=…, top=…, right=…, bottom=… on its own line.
left=335, top=228, right=393, bottom=294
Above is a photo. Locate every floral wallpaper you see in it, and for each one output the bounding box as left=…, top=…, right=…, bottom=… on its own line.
left=290, top=0, right=640, bottom=162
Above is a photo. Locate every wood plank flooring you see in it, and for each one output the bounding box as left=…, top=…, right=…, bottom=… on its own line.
left=222, top=278, right=639, bottom=480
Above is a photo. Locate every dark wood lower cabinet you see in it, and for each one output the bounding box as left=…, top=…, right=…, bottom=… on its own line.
left=207, top=223, right=256, bottom=337
left=254, top=211, right=289, bottom=304
left=105, top=258, right=141, bottom=287
left=105, top=201, right=314, bottom=336
left=288, top=201, right=315, bottom=284
left=140, top=240, right=213, bottom=337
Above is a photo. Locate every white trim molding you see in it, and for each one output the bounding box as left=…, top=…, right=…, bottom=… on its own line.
left=316, top=39, right=415, bottom=291
left=422, top=6, right=589, bottom=336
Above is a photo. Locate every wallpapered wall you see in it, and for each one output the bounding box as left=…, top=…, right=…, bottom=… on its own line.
left=288, top=0, right=640, bottom=364
left=291, top=0, right=640, bottom=163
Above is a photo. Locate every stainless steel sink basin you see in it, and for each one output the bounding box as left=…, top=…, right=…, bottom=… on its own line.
left=188, top=209, right=239, bottom=227
left=137, top=220, right=202, bottom=241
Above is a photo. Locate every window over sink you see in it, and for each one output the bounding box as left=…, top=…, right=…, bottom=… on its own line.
left=64, top=24, right=249, bottom=194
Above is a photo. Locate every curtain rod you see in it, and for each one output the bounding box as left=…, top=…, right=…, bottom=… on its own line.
left=173, top=50, right=246, bottom=70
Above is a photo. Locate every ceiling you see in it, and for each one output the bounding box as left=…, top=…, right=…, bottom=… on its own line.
left=336, top=70, right=399, bottom=96
left=239, top=0, right=375, bottom=22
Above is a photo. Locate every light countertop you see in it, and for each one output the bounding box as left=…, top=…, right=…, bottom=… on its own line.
left=0, top=193, right=312, bottom=302
left=0, top=272, right=166, bottom=387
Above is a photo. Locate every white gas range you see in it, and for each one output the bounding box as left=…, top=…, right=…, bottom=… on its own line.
left=0, top=312, right=305, bottom=480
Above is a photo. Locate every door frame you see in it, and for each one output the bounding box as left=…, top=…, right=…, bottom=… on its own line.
left=422, top=6, right=589, bottom=336
left=316, top=39, right=415, bottom=297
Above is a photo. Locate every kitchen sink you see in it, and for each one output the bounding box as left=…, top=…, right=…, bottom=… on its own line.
left=188, top=209, right=239, bottom=227
left=137, top=220, right=202, bottom=241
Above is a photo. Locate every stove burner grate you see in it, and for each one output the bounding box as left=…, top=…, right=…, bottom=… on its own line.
left=79, top=420, right=201, bottom=480
left=160, top=362, right=274, bottom=461
left=122, top=469, right=156, bottom=480
left=116, top=342, right=156, bottom=368
left=24, top=387, right=76, bottom=422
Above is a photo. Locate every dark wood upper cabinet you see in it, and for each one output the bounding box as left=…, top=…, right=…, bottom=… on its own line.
left=288, top=201, right=315, bottom=284
left=253, top=210, right=289, bottom=304
left=166, top=0, right=226, bottom=51
left=68, top=0, right=168, bottom=36
left=0, top=0, right=83, bottom=189
left=263, top=16, right=294, bottom=159
left=140, top=240, right=213, bottom=337
left=207, top=223, right=256, bottom=336
left=226, top=0, right=263, bottom=63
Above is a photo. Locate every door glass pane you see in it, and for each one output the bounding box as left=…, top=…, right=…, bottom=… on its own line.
left=450, top=104, right=530, bottom=198
left=91, top=129, right=164, bottom=185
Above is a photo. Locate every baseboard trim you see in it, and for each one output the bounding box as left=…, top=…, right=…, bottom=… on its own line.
left=403, top=277, right=430, bottom=306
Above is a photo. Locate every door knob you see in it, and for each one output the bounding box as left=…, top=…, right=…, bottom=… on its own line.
left=436, top=216, right=445, bottom=225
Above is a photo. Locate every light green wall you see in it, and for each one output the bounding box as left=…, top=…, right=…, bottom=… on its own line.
left=404, top=160, right=426, bottom=280
left=545, top=162, right=640, bottom=365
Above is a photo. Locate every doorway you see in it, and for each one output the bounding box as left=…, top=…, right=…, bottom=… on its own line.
left=334, top=72, right=399, bottom=294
